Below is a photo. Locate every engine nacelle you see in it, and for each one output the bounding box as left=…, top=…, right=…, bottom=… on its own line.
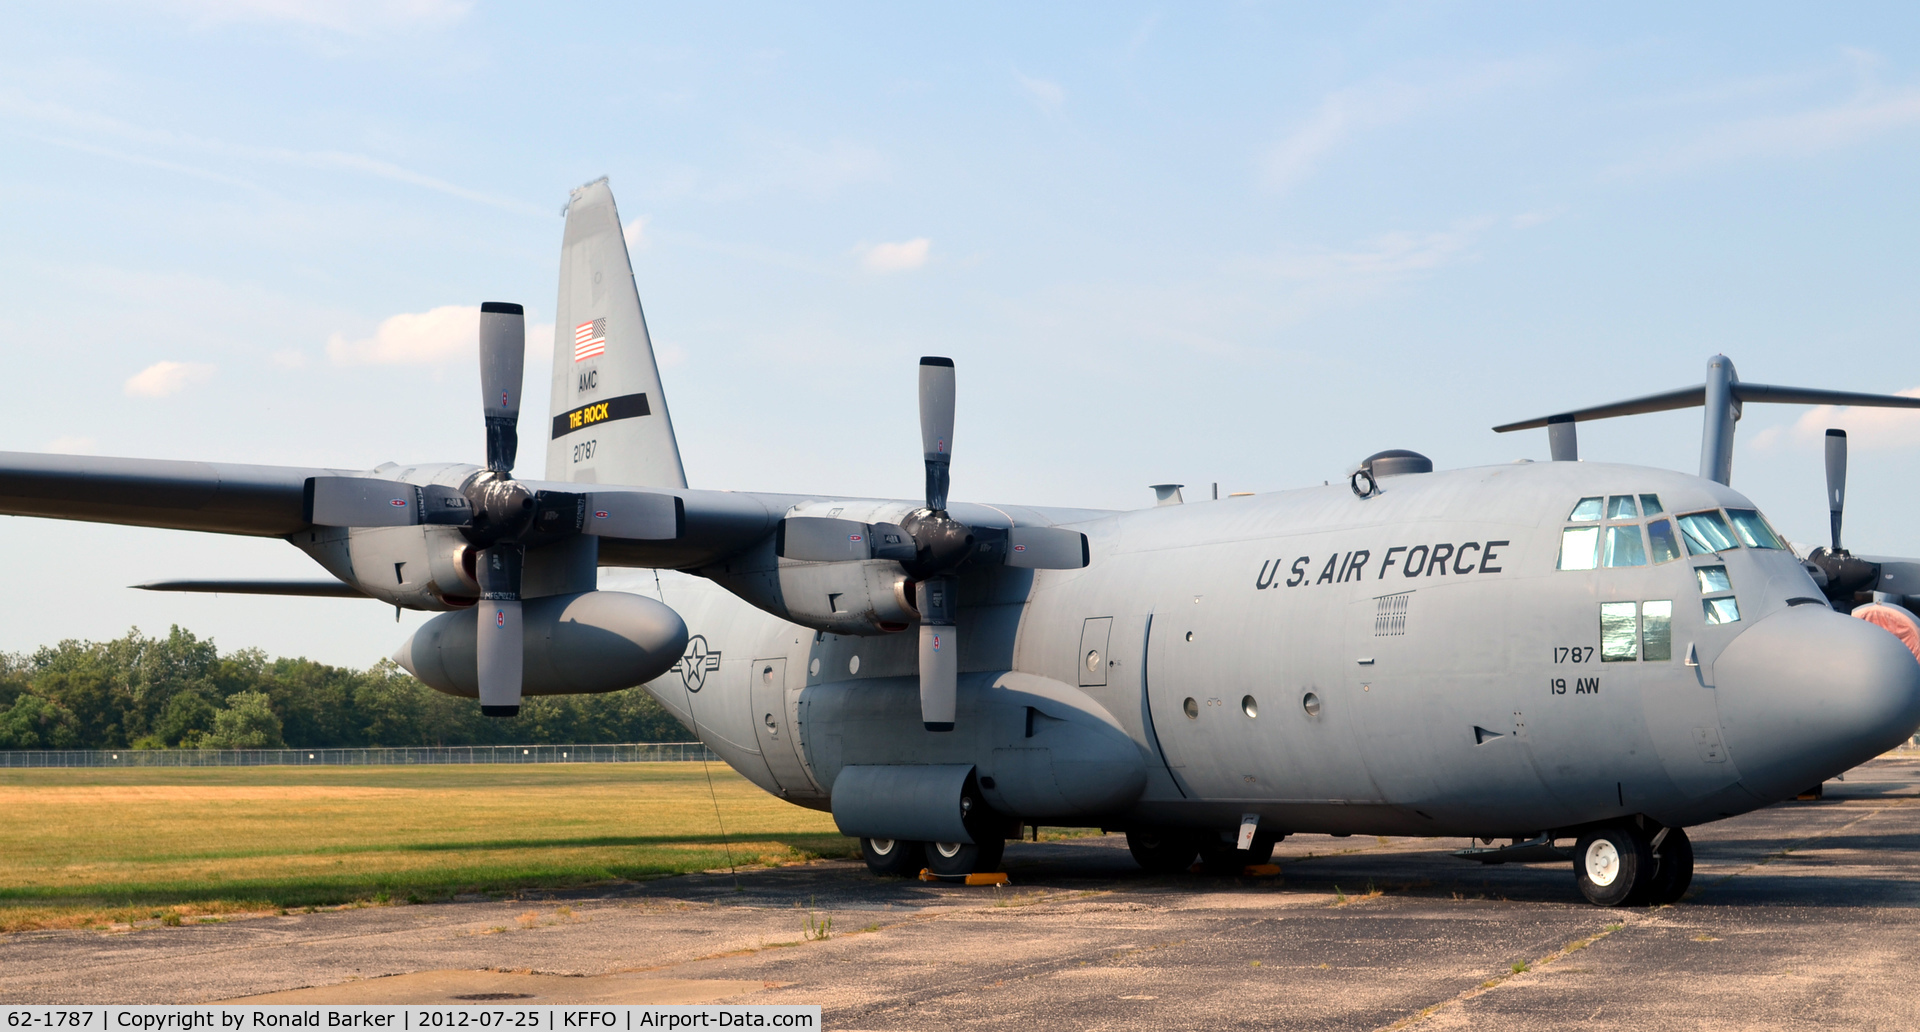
left=295, top=524, right=481, bottom=611
left=393, top=590, right=688, bottom=698
left=706, top=535, right=918, bottom=636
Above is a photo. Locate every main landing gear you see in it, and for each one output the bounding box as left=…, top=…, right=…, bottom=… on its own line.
left=1573, top=822, right=1693, bottom=907
left=1125, top=828, right=1280, bottom=875
left=860, top=836, right=1006, bottom=877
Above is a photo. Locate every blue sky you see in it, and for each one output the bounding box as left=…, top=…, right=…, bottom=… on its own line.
left=4, top=2, right=1920, bottom=665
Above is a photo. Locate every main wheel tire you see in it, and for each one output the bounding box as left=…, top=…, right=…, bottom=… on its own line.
left=1199, top=835, right=1277, bottom=876
left=1573, top=825, right=1654, bottom=907
left=925, top=837, right=1006, bottom=877
left=1642, top=827, right=1695, bottom=906
left=1127, top=829, right=1200, bottom=874
left=861, top=837, right=926, bottom=877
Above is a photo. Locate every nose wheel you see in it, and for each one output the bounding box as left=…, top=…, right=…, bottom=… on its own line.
left=1573, top=823, right=1693, bottom=906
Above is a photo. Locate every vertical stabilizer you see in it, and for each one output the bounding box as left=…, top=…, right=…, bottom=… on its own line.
left=544, top=178, right=688, bottom=488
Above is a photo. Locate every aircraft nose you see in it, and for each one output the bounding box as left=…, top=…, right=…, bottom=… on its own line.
left=1714, top=604, right=1920, bottom=801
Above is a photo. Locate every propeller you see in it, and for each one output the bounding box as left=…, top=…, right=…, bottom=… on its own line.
left=774, top=357, right=1091, bottom=732
left=1807, top=427, right=1880, bottom=610
left=1827, top=427, right=1847, bottom=552
left=300, top=301, right=683, bottom=717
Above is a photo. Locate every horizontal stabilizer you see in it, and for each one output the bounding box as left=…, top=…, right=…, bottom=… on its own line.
left=1494, top=382, right=1920, bottom=433
left=134, top=579, right=367, bottom=598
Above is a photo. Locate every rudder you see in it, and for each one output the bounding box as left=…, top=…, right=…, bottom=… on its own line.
left=544, top=177, right=687, bottom=488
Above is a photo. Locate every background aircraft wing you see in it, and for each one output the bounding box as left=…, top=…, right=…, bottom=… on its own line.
left=0, top=451, right=328, bottom=536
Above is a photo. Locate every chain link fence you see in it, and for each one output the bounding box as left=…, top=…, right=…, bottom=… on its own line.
left=0, top=742, right=717, bottom=767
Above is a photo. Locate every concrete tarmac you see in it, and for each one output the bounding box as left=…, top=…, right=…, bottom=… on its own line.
left=4, top=755, right=1919, bottom=1030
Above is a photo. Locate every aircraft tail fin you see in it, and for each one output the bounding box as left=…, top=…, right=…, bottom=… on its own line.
left=543, top=178, right=688, bottom=489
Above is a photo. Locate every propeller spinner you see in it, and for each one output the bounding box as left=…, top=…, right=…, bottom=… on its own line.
left=774, top=356, right=1091, bottom=732
left=302, top=302, right=683, bottom=717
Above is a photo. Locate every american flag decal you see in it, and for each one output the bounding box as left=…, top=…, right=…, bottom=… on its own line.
left=573, top=318, right=607, bottom=363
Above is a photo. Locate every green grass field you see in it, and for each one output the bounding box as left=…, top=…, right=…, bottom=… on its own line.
left=0, top=763, right=856, bottom=933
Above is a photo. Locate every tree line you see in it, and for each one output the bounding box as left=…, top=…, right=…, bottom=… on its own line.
left=0, top=626, right=691, bottom=750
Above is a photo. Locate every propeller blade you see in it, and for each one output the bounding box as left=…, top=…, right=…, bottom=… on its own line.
left=305, top=477, right=419, bottom=527
left=579, top=490, right=683, bottom=540
left=1005, top=526, right=1090, bottom=570
left=1826, top=428, right=1847, bottom=552
left=476, top=544, right=523, bottom=718
left=479, top=302, right=525, bottom=474
left=919, top=357, right=955, bottom=512
left=917, top=575, right=957, bottom=731
left=777, top=517, right=876, bottom=561
left=919, top=623, right=957, bottom=732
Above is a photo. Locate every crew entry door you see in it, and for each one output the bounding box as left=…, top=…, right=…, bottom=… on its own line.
left=749, top=658, right=812, bottom=795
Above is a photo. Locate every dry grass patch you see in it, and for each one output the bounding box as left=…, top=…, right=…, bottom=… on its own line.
left=0, top=763, right=856, bottom=933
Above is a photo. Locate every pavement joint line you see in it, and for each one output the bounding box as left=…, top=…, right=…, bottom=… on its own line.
left=1698, top=802, right=1905, bottom=894
left=826, top=932, right=1196, bottom=1024
left=1369, top=915, right=1637, bottom=1032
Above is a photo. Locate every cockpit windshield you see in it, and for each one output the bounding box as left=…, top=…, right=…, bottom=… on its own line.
left=1676, top=510, right=1739, bottom=555
left=1724, top=508, right=1785, bottom=550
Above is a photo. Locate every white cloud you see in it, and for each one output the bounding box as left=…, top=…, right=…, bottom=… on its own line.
left=1251, top=220, right=1492, bottom=284
left=859, top=238, right=931, bottom=273
left=45, top=436, right=96, bottom=454
left=0, top=93, right=540, bottom=214
left=1760, top=387, right=1920, bottom=450
left=326, top=305, right=477, bottom=366
left=1262, top=61, right=1546, bottom=193
left=1607, top=86, right=1920, bottom=178
left=1015, top=71, right=1066, bottom=114
left=124, top=360, right=215, bottom=398
left=624, top=216, right=649, bottom=251
left=148, top=0, right=471, bottom=34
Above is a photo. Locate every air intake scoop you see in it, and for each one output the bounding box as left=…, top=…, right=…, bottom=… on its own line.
left=1363, top=450, right=1433, bottom=477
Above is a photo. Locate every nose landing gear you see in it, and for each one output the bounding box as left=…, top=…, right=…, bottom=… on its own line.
left=1573, top=823, right=1693, bottom=906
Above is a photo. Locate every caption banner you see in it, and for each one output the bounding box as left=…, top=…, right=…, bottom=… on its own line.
left=3, top=1008, right=819, bottom=1031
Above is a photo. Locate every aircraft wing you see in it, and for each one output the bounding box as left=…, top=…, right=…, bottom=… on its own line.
left=0, top=451, right=331, bottom=537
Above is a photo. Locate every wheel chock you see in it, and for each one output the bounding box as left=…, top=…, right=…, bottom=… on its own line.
left=918, top=869, right=1010, bottom=885
left=1243, top=863, right=1282, bottom=877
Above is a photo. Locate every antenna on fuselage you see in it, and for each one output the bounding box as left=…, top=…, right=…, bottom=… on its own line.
left=1493, top=355, right=1920, bottom=484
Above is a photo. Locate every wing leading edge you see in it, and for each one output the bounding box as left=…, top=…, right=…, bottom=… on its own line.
left=0, top=451, right=329, bottom=536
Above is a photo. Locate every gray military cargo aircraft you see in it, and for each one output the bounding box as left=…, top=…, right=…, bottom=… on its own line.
left=6, top=178, right=1920, bottom=908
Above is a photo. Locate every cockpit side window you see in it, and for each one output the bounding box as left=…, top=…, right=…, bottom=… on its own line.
left=1568, top=497, right=1604, bottom=522
left=1647, top=519, right=1683, bottom=564
left=1725, top=508, right=1785, bottom=550
left=1559, top=526, right=1601, bottom=570
left=1603, top=525, right=1647, bottom=567
left=1677, top=510, right=1740, bottom=555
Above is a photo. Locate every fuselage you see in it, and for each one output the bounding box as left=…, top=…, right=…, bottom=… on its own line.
left=628, top=458, right=1920, bottom=841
